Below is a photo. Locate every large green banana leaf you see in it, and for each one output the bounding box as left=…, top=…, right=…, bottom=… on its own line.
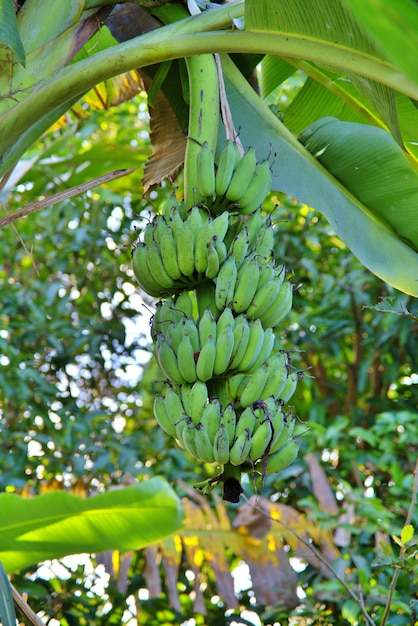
left=221, top=55, right=418, bottom=297
left=0, top=479, right=183, bottom=573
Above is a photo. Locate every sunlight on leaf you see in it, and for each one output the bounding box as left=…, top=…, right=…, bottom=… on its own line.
left=0, top=480, right=183, bottom=573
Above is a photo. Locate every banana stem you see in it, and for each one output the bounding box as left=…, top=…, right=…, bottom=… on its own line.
left=222, top=464, right=243, bottom=503
left=194, top=283, right=218, bottom=319
left=184, top=54, right=220, bottom=210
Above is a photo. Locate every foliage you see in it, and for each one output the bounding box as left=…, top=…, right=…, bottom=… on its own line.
left=0, top=0, right=418, bottom=624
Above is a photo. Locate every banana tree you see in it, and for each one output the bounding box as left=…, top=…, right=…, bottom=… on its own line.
left=1, top=0, right=417, bottom=297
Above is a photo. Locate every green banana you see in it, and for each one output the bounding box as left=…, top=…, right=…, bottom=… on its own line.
left=238, top=318, right=265, bottom=372
left=244, top=327, right=275, bottom=374
left=239, top=361, right=269, bottom=408
left=176, top=221, right=195, bottom=278
left=215, top=255, right=237, bottom=310
left=229, top=316, right=251, bottom=370
left=234, top=405, right=258, bottom=437
left=253, top=216, right=274, bottom=258
left=196, top=141, right=216, bottom=198
left=212, top=210, right=230, bottom=241
left=279, top=371, right=299, bottom=403
left=214, top=323, right=235, bottom=376
left=177, top=332, right=197, bottom=383
left=245, top=209, right=263, bottom=247
left=226, top=372, right=246, bottom=404
left=175, top=414, right=192, bottom=446
left=166, top=321, right=183, bottom=352
left=229, top=428, right=252, bottom=466
left=131, top=243, right=163, bottom=297
left=165, top=386, right=186, bottom=422
left=152, top=299, right=181, bottom=336
left=216, top=306, right=235, bottom=337
left=182, top=421, right=199, bottom=458
left=143, top=222, right=155, bottom=248
left=169, top=206, right=185, bottom=240
left=194, top=423, right=216, bottom=463
left=250, top=418, right=274, bottom=461
left=189, top=380, right=209, bottom=425
left=200, top=399, right=221, bottom=443
left=153, top=394, right=177, bottom=437
left=225, top=147, right=257, bottom=203
left=232, top=254, right=260, bottom=314
left=181, top=384, right=192, bottom=416
left=237, top=160, right=272, bottom=215
left=156, top=336, right=186, bottom=384
left=182, top=317, right=200, bottom=353
left=230, top=227, right=250, bottom=269
left=198, top=307, right=217, bottom=346
left=188, top=206, right=205, bottom=239
left=213, top=423, right=230, bottom=465
left=205, top=240, right=220, bottom=279
left=269, top=413, right=296, bottom=454
left=265, top=438, right=299, bottom=474
left=196, top=335, right=217, bottom=381
left=154, top=217, right=182, bottom=281
left=260, top=281, right=293, bottom=328
left=247, top=270, right=285, bottom=321
left=215, top=140, right=239, bottom=197
left=213, top=235, right=227, bottom=266
left=221, top=402, right=237, bottom=442
left=174, top=290, right=195, bottom=319
left=194, top=218, right=214, bottom=274
left=256, top=263, right=278, bottom=290
left=162, top=191, right=182, bottom=221
left=261, top=353, right=289, bottom=399
left=146, top=241, right=175, bottom=290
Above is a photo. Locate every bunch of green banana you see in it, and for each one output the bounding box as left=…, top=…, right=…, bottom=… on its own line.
left=153, top=383, right=299, bottom=468
left=132, top=122, right=301, bottom=499
left=194, top=140, right=273, bottom=216
left=215, top=250, right=293, bottom=328
left=131, top=206, right=230, bottom=297
left=225, top=351, right=299, bottom=408
left=152, top=304, right=276, bottom=384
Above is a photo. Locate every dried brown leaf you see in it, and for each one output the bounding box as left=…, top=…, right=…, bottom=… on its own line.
left=142, top=73, right=186, bottom=192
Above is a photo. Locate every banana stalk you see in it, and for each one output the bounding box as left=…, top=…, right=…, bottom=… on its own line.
left=183, top=53, right=220, bottom=210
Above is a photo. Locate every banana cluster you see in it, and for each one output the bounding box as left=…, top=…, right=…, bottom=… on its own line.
left=152, top=300, right=275, bottom=384
left=132, top=207, right=230, bottom=297
left=195, top=140, right=273, bottom=216
left=153, top=382, right=298, bottom=472
left=132, top=144, right=302, bottom=501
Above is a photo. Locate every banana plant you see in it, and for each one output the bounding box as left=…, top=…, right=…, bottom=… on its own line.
left=0, top=0, right=417, bottom=298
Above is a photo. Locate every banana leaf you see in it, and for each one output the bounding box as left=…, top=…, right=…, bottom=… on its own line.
left=0, top=479, right=183, bottom=573
left=222, top=55, right=418, bottom=297
left=342, top=0, right=418, bottom=85
left=0, top=0, right=25, bottom=66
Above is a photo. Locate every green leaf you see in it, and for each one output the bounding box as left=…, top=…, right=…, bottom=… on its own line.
left=221, top=55, right=418, bottom=296
left=400, top=524, right=414, bottom=545
left=0, top=479, right=183, bottom=573
left=342, top=0, right=418, bottom=86
left=299, top=117, right=418, bottom=251
left=246, top=0, right=418, bottom=151
left=0, top=0, right=26, bottom=66
left=0, top=562, right=17, bottom=626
